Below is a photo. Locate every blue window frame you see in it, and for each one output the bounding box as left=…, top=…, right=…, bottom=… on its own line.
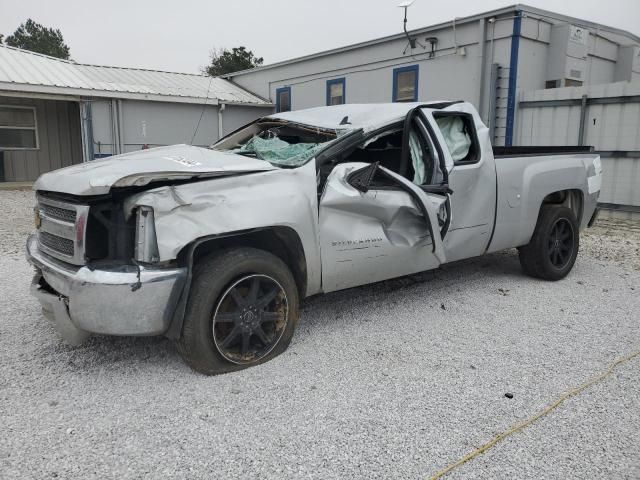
left=392, top=65, right=419, bottom=102
left=275, top=86, right=291, bottom=113
left=326, top=78, right=346, bottom=106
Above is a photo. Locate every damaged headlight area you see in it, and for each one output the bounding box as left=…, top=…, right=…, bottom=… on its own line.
left=134, top=206, right=160, bottom=263
left=86, top=201, right=159, bottom=264
left=82, top=196, right=142, bottom=265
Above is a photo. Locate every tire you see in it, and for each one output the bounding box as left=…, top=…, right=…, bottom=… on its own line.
left=176, top=247, right=299, bottom=375
left=518, top=205, right=580, bottom=281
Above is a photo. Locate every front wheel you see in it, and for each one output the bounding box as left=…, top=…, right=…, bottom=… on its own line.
left=518, top=205, right=580, bottom=281
left=176, top=247, right=299, bottom=375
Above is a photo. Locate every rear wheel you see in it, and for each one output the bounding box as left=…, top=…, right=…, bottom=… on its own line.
left=519, top=205, right=579, bottom=281
left=177, top=247, right=299, bottom=375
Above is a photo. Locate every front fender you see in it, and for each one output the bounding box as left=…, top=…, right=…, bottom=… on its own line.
left=122, top=161, right=322, bottom=296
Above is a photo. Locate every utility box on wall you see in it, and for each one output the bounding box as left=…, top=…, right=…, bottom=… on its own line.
left=546, top=24, right=589, bottom=88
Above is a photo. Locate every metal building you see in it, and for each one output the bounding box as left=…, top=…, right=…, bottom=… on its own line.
left=0, top=44, right=271, bottom=182
left=226, top=3, right=640, bottom=217
left=1, top=4, right=638, bottom=217
left=517, top=82, right=640, bottom=219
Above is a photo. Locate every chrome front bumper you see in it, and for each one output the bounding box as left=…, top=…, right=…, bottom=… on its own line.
left=26, top=234, right=187, bottom=344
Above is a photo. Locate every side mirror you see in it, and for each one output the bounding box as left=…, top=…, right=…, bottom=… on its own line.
left=346, top=162, right=379, bottom=193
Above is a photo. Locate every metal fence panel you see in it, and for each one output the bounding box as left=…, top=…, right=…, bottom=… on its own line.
left=518, top=82, right=640, bottom=220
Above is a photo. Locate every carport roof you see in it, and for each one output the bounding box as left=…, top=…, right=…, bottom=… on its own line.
left=0, top=45, right=271, bottom=107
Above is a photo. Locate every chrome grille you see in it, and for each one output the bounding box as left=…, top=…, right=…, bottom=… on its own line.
left=36, top=195, right=89, bottom=265
left=40, top=204, right=76, bottom=223
left=39, top=231, right=75, bottom=256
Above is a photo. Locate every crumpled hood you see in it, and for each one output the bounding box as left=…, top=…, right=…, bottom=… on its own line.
left=34, top=144, right=277, bottom=196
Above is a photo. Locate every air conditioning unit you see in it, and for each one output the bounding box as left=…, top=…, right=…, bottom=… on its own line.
left=546, top=24, right=588, bottom=88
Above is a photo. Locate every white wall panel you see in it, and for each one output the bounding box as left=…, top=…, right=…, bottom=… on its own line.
left=518, top=82, right=640, bottom=219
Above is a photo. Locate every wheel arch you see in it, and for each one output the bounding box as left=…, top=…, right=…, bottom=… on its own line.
left=523, top=189, right=584, bottom=247
left=165, top=226, right=307, bottom=339
left=539, top=189, right=584, bottom=225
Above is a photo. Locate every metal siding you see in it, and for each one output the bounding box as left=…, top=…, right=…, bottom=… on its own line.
left=68, top=102, right=83, bottom=166
left=119, top=100, right=220, bottom=150
left=0, top=96, right=82, bottom=181
left=44, top=101, right=61, bottom=176
left=57, top=101, right=72, bottom=170
left=222, top=106, right=274, bottom=135
left=235, top=18, right=515, bottom=115
left=518, top=82, right=640, bottom=219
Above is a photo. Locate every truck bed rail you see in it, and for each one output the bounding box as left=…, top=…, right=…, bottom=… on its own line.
left=493, top=146, right=594, bottom=158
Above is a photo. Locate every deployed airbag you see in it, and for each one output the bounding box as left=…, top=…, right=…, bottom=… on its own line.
left=435, top=116, right=472, bottom=162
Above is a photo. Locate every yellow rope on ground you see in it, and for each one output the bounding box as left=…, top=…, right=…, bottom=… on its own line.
left=430, top=349, right=640, bottom=480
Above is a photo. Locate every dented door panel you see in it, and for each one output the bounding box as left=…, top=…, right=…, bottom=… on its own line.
left=319, top=163, right=445, bottom=293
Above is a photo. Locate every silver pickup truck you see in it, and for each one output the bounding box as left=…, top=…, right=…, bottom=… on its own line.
left=27, top=101, right=602, bottom=374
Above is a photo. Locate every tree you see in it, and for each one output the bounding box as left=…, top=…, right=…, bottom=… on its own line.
left=5, top=19, right=70, bottom=59
left=205, top=46, right=263, bottom=77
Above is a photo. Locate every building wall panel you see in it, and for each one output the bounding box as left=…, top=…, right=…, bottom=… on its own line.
left=518, top=82, right=640, bottom=219
left=89, top=100, right=271, bottom=157
left=222, top=105, right=273, bottom=135
left=0, top=96, right=82, bottom=182
left=120, top=100, right=219, bottom=151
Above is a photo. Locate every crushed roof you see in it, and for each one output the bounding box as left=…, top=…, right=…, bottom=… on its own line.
left=269, top=101, right=455, bottom=132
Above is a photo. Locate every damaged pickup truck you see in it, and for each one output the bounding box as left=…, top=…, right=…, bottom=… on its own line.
left=27, top=101, right=602, bottom=374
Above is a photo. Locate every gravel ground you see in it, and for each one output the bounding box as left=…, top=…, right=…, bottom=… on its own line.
left=1, top=190, right=638, bottom=479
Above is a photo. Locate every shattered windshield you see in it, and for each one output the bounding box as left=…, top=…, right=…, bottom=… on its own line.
left=212, top=120, right=339, bottom=167
left=236, top=136, right=326, bottom=167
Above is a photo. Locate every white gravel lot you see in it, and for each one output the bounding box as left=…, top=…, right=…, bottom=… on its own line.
left=0, top=190, right=638, bottom=479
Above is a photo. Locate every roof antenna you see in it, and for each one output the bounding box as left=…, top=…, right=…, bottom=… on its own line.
left=398, top=0, right=426, bottom=54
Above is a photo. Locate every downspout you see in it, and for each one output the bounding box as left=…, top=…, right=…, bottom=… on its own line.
left=117, top=99, right=125, bottom=154
left=79, top=100, right=94, bottom=162
left=476, top=18, right=487, bottom=120
left=218, top=103, right=226, bottom=140
left=110, top=99, right=120, bottom=155
left=578, top=94, right=588, bottom=146
left=505, top=10, right=522, bottom=147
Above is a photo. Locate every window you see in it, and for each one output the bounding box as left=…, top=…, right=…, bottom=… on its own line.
left=564, top=79, right=583, bottom=87
left=0, top=105, right=38, bottom=150
left=433, top=113, right=479, bottom=165
left=326, top=78, right=346, bottom=105
left=392, top=65, right=419, bottom=102
left=213, top=119, right=337, bottom=168
left=338, top=121, right=441, bottom=186
left=275, top=87, right=291, bottom=113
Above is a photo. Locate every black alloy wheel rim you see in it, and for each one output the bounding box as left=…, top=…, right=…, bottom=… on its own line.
left=547, top=218, right=574, bottom=269
left=212, top=274, right=288, bottom=364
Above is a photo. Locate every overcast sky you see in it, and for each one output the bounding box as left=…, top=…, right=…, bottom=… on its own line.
left=1, top=0, right=639, bottom=74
